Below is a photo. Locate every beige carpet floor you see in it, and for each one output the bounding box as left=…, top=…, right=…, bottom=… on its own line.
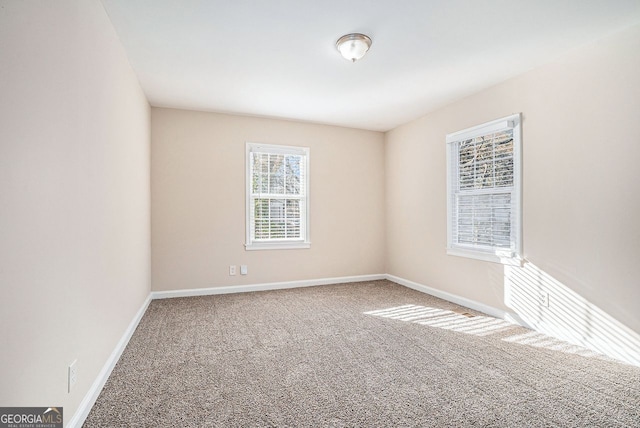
left=84, top=280, right=640, bottom=427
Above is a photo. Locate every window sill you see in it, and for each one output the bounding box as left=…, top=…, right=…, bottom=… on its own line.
left=245, top=242, right=311, bottom=251
left=447, top=247, right=523, bottom=266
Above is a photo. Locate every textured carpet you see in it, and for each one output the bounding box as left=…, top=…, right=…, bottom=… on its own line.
left=84, top=280, right=640, bottom=427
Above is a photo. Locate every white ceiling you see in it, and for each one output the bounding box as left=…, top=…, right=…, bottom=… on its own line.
left=100, top=0, right=640, bottom=132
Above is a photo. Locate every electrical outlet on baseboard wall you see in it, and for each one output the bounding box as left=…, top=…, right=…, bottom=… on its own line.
left=541, top=292, right=550, bottom=308
left=68, top=360, right=77, bottom=393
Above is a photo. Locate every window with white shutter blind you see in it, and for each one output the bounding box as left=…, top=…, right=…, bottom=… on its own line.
left=245, top=143, right=310, bottom=250
left=446, top=114, right=522, bottom=264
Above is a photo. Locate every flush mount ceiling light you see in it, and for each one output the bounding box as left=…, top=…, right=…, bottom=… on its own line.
left=336, top=33, right=372, bottom=62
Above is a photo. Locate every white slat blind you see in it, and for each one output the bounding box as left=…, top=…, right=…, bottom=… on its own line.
left=446, top=114, right=522, bottom=263
left=246, top=143, right=310, bottom=249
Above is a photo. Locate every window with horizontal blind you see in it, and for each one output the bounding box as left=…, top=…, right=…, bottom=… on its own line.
left=446, top=114, right=522, bottom=264
left=245, top=143, right=310, bottom=250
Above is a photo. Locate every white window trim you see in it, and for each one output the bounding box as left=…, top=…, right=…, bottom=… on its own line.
left=446, top=113, right=523, bottom=265
left=245, top=142, right=311, bottom=251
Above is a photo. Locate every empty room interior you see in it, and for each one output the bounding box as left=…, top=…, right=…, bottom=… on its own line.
left=2, top=0, right=640, bottom=427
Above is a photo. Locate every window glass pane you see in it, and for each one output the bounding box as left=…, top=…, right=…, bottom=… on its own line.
left=251, top=153, right=269, bottom=193
left=285, top=156, right=301, bottom=195
left=255, top=220, right=270, bottom=239
left=269, top=198, right=284, bottom=219
left=268, top=199, right=284, bottom=238
left=254, top=199, right=269, bottom=219
left=494, top=133, right=513, bottom=188
left=459, top=139, right=474, bottom=190
left=251, top=154, right=263, bottom=193
left=286, top=199, right=300, bottom=238
left=268, top=154, right=285, bottom=194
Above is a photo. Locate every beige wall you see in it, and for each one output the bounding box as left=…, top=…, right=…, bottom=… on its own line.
left=385, top=24, right=640, bottom=361
left=151, top=108, right=385, bottom=291
left=0, top=0, right=150, bottom=423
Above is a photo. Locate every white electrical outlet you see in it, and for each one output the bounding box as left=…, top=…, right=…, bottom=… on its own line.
left=229, top=265, right=236, bottom=276
left=68, top=360, right=77, bottom=393
left=541, top=292, right=550, bottom=308
left=240, top=265, right=248, bottom=275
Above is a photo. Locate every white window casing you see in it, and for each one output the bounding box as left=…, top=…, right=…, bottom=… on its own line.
left=446, top=114, right=522, bottom=265
left=245, top=143, right=310, bottom=250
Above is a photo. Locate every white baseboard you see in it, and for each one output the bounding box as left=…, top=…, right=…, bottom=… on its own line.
left=151, top=274, right=387, bottom=299
left=67, top=294, right=152, bottom=428
left=385, top=274, right=530, bottom=327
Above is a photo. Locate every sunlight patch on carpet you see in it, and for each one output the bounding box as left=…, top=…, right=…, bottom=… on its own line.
left=363, top=304, right=515, bottom=337
left=364, top=304, right=609, bottom=359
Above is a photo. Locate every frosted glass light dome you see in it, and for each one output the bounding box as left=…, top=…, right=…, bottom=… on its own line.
left=336, top=33, right=372, bottom=62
